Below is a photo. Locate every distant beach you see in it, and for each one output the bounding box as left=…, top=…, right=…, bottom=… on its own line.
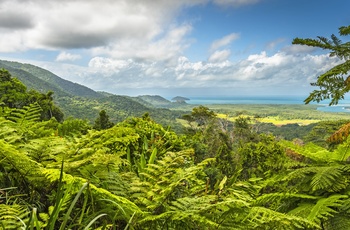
left=182, top=96, right=350, bottom=113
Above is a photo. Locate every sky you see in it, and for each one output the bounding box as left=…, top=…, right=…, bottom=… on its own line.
left=0, top=0, right=349, bottom=98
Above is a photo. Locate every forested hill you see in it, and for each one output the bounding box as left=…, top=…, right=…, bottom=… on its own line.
left=0, top=60, right=187, bottom=130
left=0, top=60, right=104, bottom=99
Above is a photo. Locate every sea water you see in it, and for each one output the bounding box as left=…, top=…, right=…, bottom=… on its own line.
left=184, top=96, right=350, bottom=113
left=186, top=96, right=305, bottom=105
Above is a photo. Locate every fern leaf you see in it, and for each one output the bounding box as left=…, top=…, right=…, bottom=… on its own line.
left=254, top=193, right=317, bottom=207
left=0, top=204, right=29, bottom=229
left=311, top=166, right=347, bottom=192
left=248, top=206, right=319, bottom=229
left=307, top=194, right=347, bottom=225
left=8, top=103, right=42, bottom=124
left=327, top=122, right=350, bottom=144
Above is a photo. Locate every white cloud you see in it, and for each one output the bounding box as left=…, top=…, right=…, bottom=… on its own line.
left=39, top=50, right=338, bottom=96
left=210, top=33, right=240, bottom=52
left=0, top=0, right=343, bottom=97
left=0, top=0, right=203, bottom=54
left=208, top=49, right=231, bottom=62
left=90, top=24, right=193, bottom=64
left=56, top=52, right=82, bottom=62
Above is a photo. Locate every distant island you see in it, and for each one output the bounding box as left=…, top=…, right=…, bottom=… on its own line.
left=171, top=96, right=190, bottom=103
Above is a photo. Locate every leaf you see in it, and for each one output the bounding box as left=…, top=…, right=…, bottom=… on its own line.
left=218, top=175, right=227, bottom=191
left=148, top=147, right=157, bottom=165
left=307, top=194, right=347, bottom=225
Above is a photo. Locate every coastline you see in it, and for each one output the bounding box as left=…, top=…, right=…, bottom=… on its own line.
left=176, top=96, right=350, bottom=113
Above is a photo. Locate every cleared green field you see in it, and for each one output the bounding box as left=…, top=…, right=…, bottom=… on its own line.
left=216, top=113, right=320, bottom=126
left=176, top=103, right=350, bottom=126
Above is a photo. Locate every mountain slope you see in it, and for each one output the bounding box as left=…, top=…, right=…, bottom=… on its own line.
left=0, top=61, right=70, bottom=97
left=0, top=60, right=103, bottom=99
left=0, top=60, right=187, bottom=132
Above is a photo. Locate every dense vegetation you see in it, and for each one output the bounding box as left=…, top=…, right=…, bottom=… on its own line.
left=0, top=25, right=350, bottom=229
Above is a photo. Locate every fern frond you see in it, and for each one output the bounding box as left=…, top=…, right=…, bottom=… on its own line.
left=7, top=103, right=42, bottom=124
left=0, top=204, right=29, bottom=229
left=281, top=140, right=341, bottom=162
left=0, top=118, right=21, bottom=144
left=286, top=164, right=350, bottom=193
left=328, top=122, right=350, bottom=144
left=254, top=193, right=317, bottom=209
left=310, top=166, right=347, bottom=192
left=248, top=206, right=319, bottom=229
left=42, top=168, right=141, bottom=218
left=307, top=194, right=347, bottom=225
left=289, top=202, right=315, bottom=217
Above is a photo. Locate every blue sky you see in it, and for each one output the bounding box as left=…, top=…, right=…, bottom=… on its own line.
left=0, top=0, right=349, bottom=98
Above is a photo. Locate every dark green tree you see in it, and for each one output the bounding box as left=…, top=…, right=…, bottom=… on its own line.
left=182, top=105, right=216, bottom=130
left=0, top=69, right=27, bottom=108
left=93, top=110, right=114, bottom=130
left=0, top=69, right=64, bottom=122
left=233, top=116, right=259, bottom=145
left=27, top=90, right=64, bottom=122
left=293, top=25, right=350, bottom=105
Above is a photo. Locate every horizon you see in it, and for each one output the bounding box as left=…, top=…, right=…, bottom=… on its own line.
left=0, top=0, right=349, bottom=97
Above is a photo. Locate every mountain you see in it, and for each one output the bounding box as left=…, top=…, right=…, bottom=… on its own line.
left=0, top=60, right=188, bottom=132
left=136, top=95, right=172, bottom=107
left=0, top=60, right=104, bottom=99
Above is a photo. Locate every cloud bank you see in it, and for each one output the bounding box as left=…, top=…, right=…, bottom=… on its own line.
left=0, top=0, right=340, bottom=97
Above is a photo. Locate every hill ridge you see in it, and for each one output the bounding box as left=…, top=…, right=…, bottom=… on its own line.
left=0, top=60, right=103, bottom=99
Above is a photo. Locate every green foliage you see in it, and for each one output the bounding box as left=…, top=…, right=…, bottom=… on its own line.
left=3, top=52, right=350, bottom=229
left=0, top=69, right=64, bottom=122
left=0, top=68, right=27, bottom=108
left=281, top=137, right=350, bottom=162
left=239, top=135, right=288, bottom=180
left=303, top=120, right=350, bottom=149
left=293, top=25, right=350, bottom=105
left=0, top=60, right=104, bottom=99
left=182, top=105, right=216, bottom=128
left=57, top=117, right=90, bottom=137
left=93, top=110, right=114, bottom=130
left=0, top=204, right=29, bottom=229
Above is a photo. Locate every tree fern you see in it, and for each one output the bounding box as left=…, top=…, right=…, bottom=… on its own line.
left=254, top=192, right=318, bottom=211
left=0, top=118, right=21, bottom=144
left=247, top=206, right=318, bottom=230
left=7, top=103, right=42, bottom=125
left=19, top=136, right=68, bottom=166
left=289, top=194, right=347, bottom=227
left=327, top=122, right=350, bottom=144
left=310, top=166, right=348, bottom=192
left=0, top=204, right=29, bottom=229
left=286, top=165, right=350, bottom=193
left=280, top=140, right=350, bottom=162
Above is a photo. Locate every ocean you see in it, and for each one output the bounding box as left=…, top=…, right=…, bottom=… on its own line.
left=183, top=96, right=350, bottom=113
left=186, top=96, right=305, bottom=105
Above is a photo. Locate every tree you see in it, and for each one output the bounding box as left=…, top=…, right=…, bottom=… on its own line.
left=93, top=110, right=114, bottom=130
left=293, top=25, right=350, bottom=105
left=0, top=68, right=27, bottom=108
left=182, top=105, right=216, bottom=129
left=27, top=90, right=64, bottom=122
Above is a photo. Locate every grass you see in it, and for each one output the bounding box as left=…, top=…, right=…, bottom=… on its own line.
left=216, top=113, right=320, bottom=126
left=175, top=104, right=350, bottom=127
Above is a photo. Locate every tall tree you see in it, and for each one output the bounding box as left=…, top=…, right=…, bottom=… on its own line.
left=27, top=90, right=64, bottom=122
left=293, top=25, right=350, bottom=105
left=0, top=69, right=27, bottom=108
left=93, top=110, right=114, bottom=130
